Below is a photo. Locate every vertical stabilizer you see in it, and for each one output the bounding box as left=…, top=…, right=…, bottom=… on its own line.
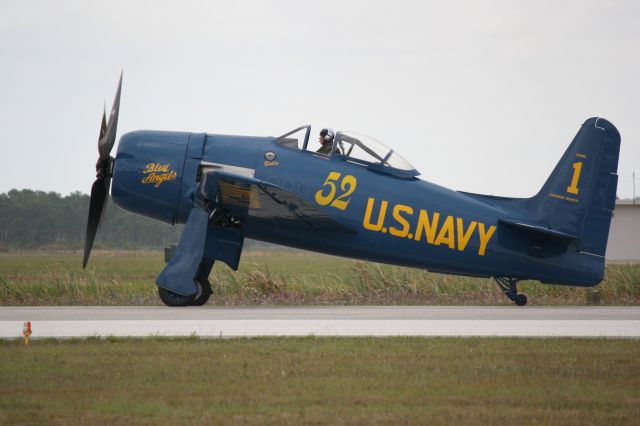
left=526, top=117, right=620, bottom=257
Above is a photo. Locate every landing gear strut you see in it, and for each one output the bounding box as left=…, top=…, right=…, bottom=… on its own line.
left=190, top=259, right=214, bottom=306
left=494, top=277, right=528, bottom=306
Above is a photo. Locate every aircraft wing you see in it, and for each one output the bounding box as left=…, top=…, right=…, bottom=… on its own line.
left=201, top=170, right=355, bottom=234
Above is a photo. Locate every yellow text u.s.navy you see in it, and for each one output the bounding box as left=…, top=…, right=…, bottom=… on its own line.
left=362, top=198, right=496, bottom=256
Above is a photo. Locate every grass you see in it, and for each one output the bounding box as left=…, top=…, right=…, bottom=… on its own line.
left=0, top=250, right=639, bottom=306
left=0, top=337, right=638, bottom=424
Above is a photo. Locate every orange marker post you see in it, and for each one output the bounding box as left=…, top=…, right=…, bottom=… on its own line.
left=23, top=321, right=32, bottom=345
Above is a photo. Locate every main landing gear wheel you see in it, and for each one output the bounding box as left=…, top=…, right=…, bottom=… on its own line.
left=158, top=278, right=212, bottom=307
left=494, top=277, right=528, bottom=306
left=190, top=279, right=212, bottom=306
left=158, top=286, right=194, bottom=307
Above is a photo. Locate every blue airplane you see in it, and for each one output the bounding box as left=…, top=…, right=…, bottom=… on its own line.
left=84, top=74, right=621, bottom=306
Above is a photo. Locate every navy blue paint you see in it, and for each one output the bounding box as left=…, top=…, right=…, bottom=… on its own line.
left=156, top=206, right=209, bottom=296
left=176, top=133, right=206, bottom=224
left=203, top=226, right=244, bottom=271
left=112, top=131, right=190, bottom=224
left=111, top=118, right=621, bottom=291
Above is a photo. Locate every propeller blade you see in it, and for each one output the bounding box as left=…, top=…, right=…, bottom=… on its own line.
left=82, top=177, right=110, bottom=268
left=156, top=206, right=209, bottom=296
left=98, top=71, right=123, bottom=160
left=99, top=104, right=107, bottom=140
left=84, top=72, right=122, bottom=268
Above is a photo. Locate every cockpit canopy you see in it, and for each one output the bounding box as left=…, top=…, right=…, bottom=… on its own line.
left=276, top=125, right=420, bottom=179
left=335, top=131, right=418, bottom=178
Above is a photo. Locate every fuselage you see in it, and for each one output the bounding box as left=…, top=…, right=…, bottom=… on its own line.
left=111, top=130, right=604, bottom=287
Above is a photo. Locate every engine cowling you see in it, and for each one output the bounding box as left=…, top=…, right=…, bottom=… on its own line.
left=111, top=130, right=191, bottom=224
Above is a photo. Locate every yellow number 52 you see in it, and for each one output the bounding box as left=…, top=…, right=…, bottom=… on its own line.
left=315, top=172, right=357, bottom=211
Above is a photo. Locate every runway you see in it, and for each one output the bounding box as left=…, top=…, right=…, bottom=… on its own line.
left=1, top=306, right=639, bottom=338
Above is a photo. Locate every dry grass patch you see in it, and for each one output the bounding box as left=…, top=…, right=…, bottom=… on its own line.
left=1, top=251, right=639, bottom=306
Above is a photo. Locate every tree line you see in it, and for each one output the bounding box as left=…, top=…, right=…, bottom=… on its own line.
left=0, top=189, right=182, bottom=249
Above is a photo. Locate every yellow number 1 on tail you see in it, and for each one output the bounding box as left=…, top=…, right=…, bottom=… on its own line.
left=566, top=161, right=583, bottom=195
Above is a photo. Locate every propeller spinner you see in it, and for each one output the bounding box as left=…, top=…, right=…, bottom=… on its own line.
left=83, top=72, right=123, bottom=268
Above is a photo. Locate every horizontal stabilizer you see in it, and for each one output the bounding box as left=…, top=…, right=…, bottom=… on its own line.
left=498, top=219, right=579, bottom=240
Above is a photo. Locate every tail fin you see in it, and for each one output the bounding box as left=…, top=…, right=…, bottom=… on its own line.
left=526, top=117, right=621, bottom=256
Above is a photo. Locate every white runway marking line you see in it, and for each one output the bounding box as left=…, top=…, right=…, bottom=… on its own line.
left=1, top=319, right=640, bottom=338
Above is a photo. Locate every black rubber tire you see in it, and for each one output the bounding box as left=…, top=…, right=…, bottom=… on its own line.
left=190, top=280, right=212, bottom=306
left=158, top=286, right=195, bottom=307
left=514, top=294, right=528, bottom=306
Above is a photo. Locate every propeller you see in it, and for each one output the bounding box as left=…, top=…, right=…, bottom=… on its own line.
left=83, top=72, right=123, bottom=268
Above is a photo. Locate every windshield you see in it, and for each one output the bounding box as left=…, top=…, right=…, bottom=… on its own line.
left=335, top=131, right=416, bottom=172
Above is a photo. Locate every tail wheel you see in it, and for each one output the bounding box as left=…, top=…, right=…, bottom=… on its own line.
left=494, top=277, right=528, bottom=307
left=514, top=294, right=528, bottom=306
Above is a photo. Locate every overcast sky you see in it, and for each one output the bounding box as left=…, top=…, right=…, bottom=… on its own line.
left=1, top=0, right=638, bottom=198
